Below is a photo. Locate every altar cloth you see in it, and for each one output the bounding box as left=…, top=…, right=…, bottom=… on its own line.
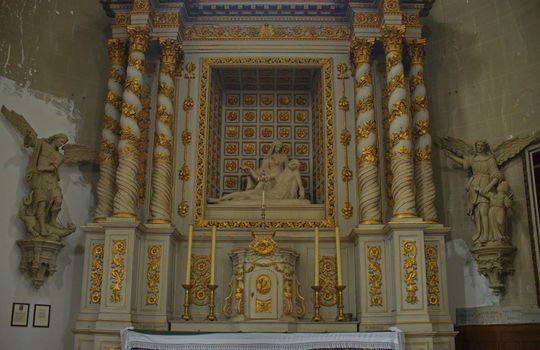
left=121, top=328, right=404, bottom=350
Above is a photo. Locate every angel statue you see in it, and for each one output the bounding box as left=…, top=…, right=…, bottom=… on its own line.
left=2, top=106, right=95, bottom=242
left=439, top=133, right=538, bottom=247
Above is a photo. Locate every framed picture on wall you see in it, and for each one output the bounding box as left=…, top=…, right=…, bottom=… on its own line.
left=11, top=302, right=29, bottom=327
left=32, top=304, right=51, bottom=328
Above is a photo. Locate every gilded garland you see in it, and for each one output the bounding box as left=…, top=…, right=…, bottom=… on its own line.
left=89, top=243, right=104, bottom=304
left=194, top=57, right=336, bottom=228
left=402, top=240, right=418, bottom=304
left=425, top=245, right=440, bottom=306
left=110, top=240, right=127, bottom=303
left=145, top=245, right=162, bottom=306
left=367, top=246, right=383, bottom=307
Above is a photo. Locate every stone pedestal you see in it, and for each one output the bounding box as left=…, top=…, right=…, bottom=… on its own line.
left=17, top=238, right=65, bottom=289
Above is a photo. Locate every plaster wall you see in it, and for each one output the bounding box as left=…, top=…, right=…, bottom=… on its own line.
left=425, top=0, right=540, bottom=321
left=0, top=1, right=108, bottom=349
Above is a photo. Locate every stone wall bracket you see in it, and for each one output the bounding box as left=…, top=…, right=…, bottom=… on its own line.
left=472, top=244, right=516, bottom=295
left=17, top=239, right=65, bottom=289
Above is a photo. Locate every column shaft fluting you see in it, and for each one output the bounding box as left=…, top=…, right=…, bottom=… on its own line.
left=95, top=39, right=126, bottom=222
left=113, top=25, right=150, bottom=218
left=149, top=39, right=181, bottom=224
left=409, top=39, right=437, bottom=222
left=352, top=38, right=382, bottom=224
left=382, top=25, right=417, bottom=218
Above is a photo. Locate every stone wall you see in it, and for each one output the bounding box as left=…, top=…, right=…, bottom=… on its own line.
left=0, top=1, right=109, bottom=349
left=425, top=0, right=540, bottom=320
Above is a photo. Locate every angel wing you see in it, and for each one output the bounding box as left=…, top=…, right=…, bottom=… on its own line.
left=436, top=136, right=474, bottom=158
left=492, top=131, right=539, bottom=167
left=63, top=144, right=97, bottom=164
left=1, top=105, right=38, bottom=141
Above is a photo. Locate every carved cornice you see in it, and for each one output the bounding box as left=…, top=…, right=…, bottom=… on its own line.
left=153, top=12, right=181, bottom=28
left=183, top=24, right=351, bottom=41
left=353, top=13, right=380, bottom=28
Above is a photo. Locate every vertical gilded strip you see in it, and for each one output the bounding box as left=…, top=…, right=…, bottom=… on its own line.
left=402, top=240, right=418, bottom=304
left=110, top=239, right=127, bottom=303
left=367, top=246, right=383, bottom=306
left=89, top=243, right=104, bottom=304
left=319, top=255, right=337, bottom=307
left=145, top=245, right=162, bottom=305
left=337, top=64, right=353, bottom=219
left=425, top=244, right=440, bottom=306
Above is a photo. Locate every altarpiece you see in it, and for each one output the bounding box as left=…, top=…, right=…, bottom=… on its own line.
left=73, top=1, right=456, bottom=350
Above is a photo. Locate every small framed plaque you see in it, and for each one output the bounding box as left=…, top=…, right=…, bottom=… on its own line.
left=33, top=304, right=51, bottom=328
left=11, top=303, right=29, bottom=327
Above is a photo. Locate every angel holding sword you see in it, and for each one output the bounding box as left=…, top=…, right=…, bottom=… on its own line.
left=1, top=106, right=95, bottom=242
left=440, top=133, right=538, bottom=246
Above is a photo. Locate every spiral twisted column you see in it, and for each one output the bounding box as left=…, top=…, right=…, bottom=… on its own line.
left=95, top=39, right=126, bottom=222
left=351, top=38, right=382, bottom=224
left=382, top=25, right=417, bottom=218
left=408, top=39, right=437, bottom=223
left=149, top=39, right=181, bottom=224
left=112, top=25, right=150, bottom=218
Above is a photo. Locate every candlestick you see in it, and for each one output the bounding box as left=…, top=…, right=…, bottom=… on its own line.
left=210, top=226, right=216, bottom=285
left=207, top=284, right=218, bottom=321
left=185, top=225, right=193, bottom=285
left=314, top=227, right=320, bottom=287
left=335, top=285, right=346, bottom=321
left=311, top=285, right=322, bottom=321
left=182, top=284, right=193, bottom=321
left=335, top=226, right=342, bottom=286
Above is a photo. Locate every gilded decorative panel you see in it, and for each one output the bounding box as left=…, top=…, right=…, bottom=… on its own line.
left=145, top=245, right=162, bottom=306
left=206, top=71, right=224, bottom=199
left=425, top=244, right=440, bottom=306
left=319, top=255, right=337, bottom=307
left=191, top=255, right=211, bottom=306
left=89, top=242, right=104, bottom=305
left=219, top=91, right=312, bottom=198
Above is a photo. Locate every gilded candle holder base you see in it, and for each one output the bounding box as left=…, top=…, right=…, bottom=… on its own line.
left=182, top=284, right=193, bottom=321
left=335, top=285, right=346, bottom=321
left=207, top=284, right=218, bottom=321
left=311, top=285, right=322, bottom=322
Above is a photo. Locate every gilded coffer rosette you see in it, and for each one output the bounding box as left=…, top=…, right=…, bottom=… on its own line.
left=194, top=57, right=336, bottom=228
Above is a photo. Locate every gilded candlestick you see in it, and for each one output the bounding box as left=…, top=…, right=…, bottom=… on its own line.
left=207, top=284, right=218, bottom=321
left=311, top=285, right=322, bottom=322
left=335, top=285, right=346, bottom=321
left=182, top=284, right=193, bottom=321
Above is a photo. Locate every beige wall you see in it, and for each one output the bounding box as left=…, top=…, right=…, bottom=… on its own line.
left=0, top=1, right=109, bottom=349
left=425, top=0, right=540, bottom=312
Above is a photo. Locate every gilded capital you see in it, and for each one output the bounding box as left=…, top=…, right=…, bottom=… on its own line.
left=383, top=0, right=401, bottom=15
left=159, top=38, right=182, bottom=74
left=107, top=39, right=126, bottom=65
left=127, top=25, right=151, bottom=53
left=408, top=38, right=427, bottom=65
left=381, top=25, right=405, bottom=54
left=350, top=38, right=375, bottom=67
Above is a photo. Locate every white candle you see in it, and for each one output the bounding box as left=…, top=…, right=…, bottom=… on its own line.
left=210, top=226, right=216, bottom=285
left=314, top=227, right=320, bottom=287
left=185, top=225, right=193, bottom=285
left=335, top=226, right=342, bottom=286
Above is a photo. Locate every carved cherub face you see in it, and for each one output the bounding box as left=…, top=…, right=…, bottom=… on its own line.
left=475, top=141, right=488, bottom=154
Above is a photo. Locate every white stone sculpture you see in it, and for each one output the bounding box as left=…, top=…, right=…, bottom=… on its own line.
left=440, top=132, right=538, bottom=294
left=209, top=141, right=307, bottom=203
left=2, top=105, right=95, bottom=288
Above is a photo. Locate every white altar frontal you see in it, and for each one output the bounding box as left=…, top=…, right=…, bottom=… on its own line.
left=74, top=1, right=456, bottom=350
